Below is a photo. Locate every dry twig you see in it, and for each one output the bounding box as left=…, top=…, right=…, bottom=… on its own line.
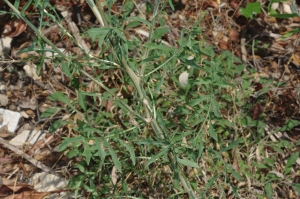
left=0, top=137, right=51, bottom=172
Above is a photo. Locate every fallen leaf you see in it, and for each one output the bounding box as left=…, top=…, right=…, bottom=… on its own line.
left=292, top=53, right=300, bottom=66
left=3, top=19, right=27, bottom=37
left=228, top=28, right=239, bottom=42
left=19, top=97, right=38, bottom=110
left=219, top=41, right=229, bottom=50
left=25, top=109, right=35, bottom=118
left=23, top=63, right=41, bottom=81
left=111, top=166, right=118, bottom=185
left=3, top=191, right=49, bottom=199
left=252, top=102, right=264, bottom=120
left=105, top=99, right=113, bottom=112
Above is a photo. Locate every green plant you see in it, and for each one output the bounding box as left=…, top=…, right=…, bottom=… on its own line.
left=3, top=0, right=300, bottom=198
left=240, top=2, right=262, bottom=19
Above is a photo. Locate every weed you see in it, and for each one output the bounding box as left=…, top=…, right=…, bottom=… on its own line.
left=3, top=0, right=300, bottom=198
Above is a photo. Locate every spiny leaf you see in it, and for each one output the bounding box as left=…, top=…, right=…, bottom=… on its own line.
left=209, top=121, right=218, bottom=142
left=83, top=142, right=92, bottom=165
left=103, top=139, right=122, bottom=173
left=177, top=157, right=200, bottom=168
left=58, top=136, right=84, bottom=152
left=49, top=119, right=68, bottom=133
left=284, top=152, right=299, bottom=175
left=240, top=2, right=262, bottom=19
left=152, top=27, right=170, bottom=40
left=48, top=91, right=72, bottom=107
left=118, top=139, right=136, bottom=165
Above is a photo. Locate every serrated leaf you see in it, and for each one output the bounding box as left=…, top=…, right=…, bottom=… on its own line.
left=152, top=27, right=170, bottom=40
left=240, top=2, right=262, bottom=19
left=146, top=146, right=169, bottom=168
left=172, top=131, right=193, bottom=143
left=292, top=183, right=300, bottom=195
left=204, top=174, right=220, bottom=194
left=177, top=157, right=200, bottom=168
left=280, top=119, right=300, bottom=131
left=87, top=28, right=111, bottom=41
left=284, top=152, right=299, bottom=175
left=198, top=138, right=204, bottom=157
left=74, top=161, right=86, bottom=173
left=58, top=136, right=84, bottom=152
left=103, top=139, right=122, bottom=173
left=138, top=139, right=168, bottom=146
left=48, top=91, right=72, bottom=107
left=113, top=28, right=127, bottom=41
left=143, top=42, right=173, bottom=51
left=95, top=139, right=106, bottom=169
left=67, top=149, right=79, bottom=158
left=188, top=96, right=210, bottom=106
left=94, top=139, right=105, bottom=157
left=230, top=168, right=243, bottom=181
left=78, top=91, right=86, bottom=111
left=126, top=17, right=151, bottom=27
left=97, top=31, right=108, bottom=47
left=83, top=142, right=92, bottom=165
left=265, top=182, right=273, bottom=199
left=156, top=111, right=168, bottom=137
left=49, top=119, right=67, bottom=133
left=61, top=61, right=72, bottom=77
left=264, top=158, right=275, bottom=167
left=209, top=121, right=218, bottom=142
left=40, top=107, right=59, bottom=118
left=118, top=139, right=136, bottom=165
left=220, top=138, right=243, bottom=152
left=126, top=21, right=141, bottom=29
left=253, top=162, right=269, bottom=169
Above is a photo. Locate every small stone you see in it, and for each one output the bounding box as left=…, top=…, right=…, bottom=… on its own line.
left=8, top=104, right=17, bottom=111
left=0, top=94, right=8, bottom=106
left=283, top=75, right=289, bottom=81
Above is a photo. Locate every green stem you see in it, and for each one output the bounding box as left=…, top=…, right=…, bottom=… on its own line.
left=140, top=0, right=160, bottom=76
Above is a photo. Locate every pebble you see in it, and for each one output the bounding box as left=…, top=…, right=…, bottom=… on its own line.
left=283, top=75, right=289, bottom=81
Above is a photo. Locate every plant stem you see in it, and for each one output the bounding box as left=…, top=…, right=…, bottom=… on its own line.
left=140, top=0, right=161, bottom=76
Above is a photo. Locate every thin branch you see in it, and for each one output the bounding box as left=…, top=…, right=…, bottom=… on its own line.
left=0, top=137, right=51, bottom=172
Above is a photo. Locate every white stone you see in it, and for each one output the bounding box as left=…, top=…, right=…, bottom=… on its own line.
left=32, top=172, right=68, bottom=192
left=0, top=109, right=21, bottom=133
